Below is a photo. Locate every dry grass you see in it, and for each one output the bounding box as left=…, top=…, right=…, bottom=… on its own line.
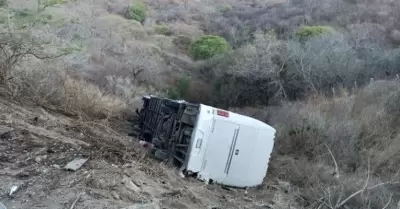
left=168, top=22, right=204, bottom=38
left=8, top=60, right=129, bottom=119
left=0, top=0, right=187, bottom=120
left=2, top=0, right=400, bottom=207
left=262, top=80, right=400, bottom=209
left=95, top=14, right=146, bottom=41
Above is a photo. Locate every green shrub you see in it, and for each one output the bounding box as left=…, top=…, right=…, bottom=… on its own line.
left=42, top=0, right=65, bottom=7
left=189, top=35, right=231, bottom=60
left=154, top=24, right=171, bottom=35
left=14, top=9, right=35, bottom=18
left=125, top=3, right=147, bottom=24
left=295, top=26, right=333, bottom=40
left=12, top=9, right=65, bottom=28
left=0, top=0, right=7, bottom=7
left=216, top=4, right=232, bottom=13
left=60, top=45, right=83, bottom=54
left=166, top=76, right=190, bottom=99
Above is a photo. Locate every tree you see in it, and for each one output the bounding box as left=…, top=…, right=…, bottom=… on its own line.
left=0, top=32, right=65, bottom=83
left=285, top=33, right=359, bottom=95
left=295, top=25, right=334, bottom=41
left=189, top=35, right=231, bottom=60
left=125, top=3, right=147, bottom=24
left=0, top=0, right=7, bottom=7
left=209, top=32, right=302, bottom=107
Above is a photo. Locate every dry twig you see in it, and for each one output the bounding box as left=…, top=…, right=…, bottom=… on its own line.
left=335, top=159, right=370, bottom=208
left=325, top=143, right=339, bottom=179
left=69, top=192, right=84, bottom=209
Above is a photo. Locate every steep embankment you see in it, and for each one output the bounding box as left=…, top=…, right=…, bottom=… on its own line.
left=0, top=96, right=293, bottom=209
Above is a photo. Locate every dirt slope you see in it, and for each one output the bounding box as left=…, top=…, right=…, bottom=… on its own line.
left=0, top=97, right=287, bottom=209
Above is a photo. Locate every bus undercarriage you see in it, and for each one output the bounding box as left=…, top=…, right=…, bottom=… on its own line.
left=135, top=96, right=199, bottom=169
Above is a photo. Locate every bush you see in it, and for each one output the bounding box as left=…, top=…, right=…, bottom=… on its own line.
left=0, top=0, right=7, bottom=7
left=173, top=35, right=192, bottom=52
left=211, top=71, right=272, bottom=108
left=10, top=63, right=127, bottom=119
left=267, top=82, right=400, bottom=209
left=165, top=75, right=190, bottom=99
left=295, top=26, right=334, bottom=40
left=189, top=35, right=231, bottom=60
left=41, top=0, right=65, bottom=9
left=154, top=24, right=171, bottom=35
left=384, top=90, right=400, bottom=127
left=125, top=3, right=147, bottom=24
left=216, top=4, right=232, bottom=13
left=204, top=32, right=306, bottom=107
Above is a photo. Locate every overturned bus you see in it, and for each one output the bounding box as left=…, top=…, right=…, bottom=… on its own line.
left=135, top=95, right=276, bottom=188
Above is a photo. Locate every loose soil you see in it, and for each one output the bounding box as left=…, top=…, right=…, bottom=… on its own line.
left=0, top=98, right=286, bottom=209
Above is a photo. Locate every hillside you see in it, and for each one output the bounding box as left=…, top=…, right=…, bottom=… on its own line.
left=0, top=0, right=400, bottom=208
left=0, top=96, right=281, bottom=209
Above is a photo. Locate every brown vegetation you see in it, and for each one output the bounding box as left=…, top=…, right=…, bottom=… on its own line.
left=261, top=80, right=400, bottom=208
left=1, top=0, right=400, bottom=208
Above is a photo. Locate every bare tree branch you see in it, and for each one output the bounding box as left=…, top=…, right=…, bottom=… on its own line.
left=335, top=160, right=370, bottom=208
left=0, top=32, right=66, bottom=82
left=325, top=143, right=340, bottom=179
left=381, top=194, right=392, bottom=209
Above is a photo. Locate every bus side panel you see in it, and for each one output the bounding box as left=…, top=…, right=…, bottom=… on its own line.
left=248, top=128, right=275, bottom=185
left=222, top=125, right=258, bottom=187
left=200, top=119, right=239, bottom=182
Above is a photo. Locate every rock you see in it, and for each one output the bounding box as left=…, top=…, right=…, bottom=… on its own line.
left=111, top=191, right=121, bottom=200
left=41, top=168, right=49, bottom=174
left=9, top=185, right=18, bottom=196
left=390, top=29, right=400, bottom=43
left=162, top=190, right=181, bottom=198
left=16, top=171, right=30, bottom=179
left=160, top=199, right=189, bottom=209
left=64, top=158, right=88, bottom=171
left=122, top=175, right=141, bottom=192
left=34, top=155, right=48, bottom=163
left=34, top=148, right=47, bottom=155
left=123, top=163, right=133, bottom=168
left=0, top=130, right=16, bottom=139
left=121, top=203, right=160, bottom=209
left=258, top=205, right=273, bottom=209
left=277, top=180, right=291, bottom=193
left=52, top=164, right=61, bottom=169
left=0, top=126, right=12, bottom=133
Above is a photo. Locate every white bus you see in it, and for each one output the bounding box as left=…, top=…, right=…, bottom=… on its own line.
left=136, top=95, right=276, bottom=188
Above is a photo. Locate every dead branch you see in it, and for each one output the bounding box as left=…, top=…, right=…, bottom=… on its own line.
left=26, top=51, right=67, bottom=60
left=335, top=160, right=370, bottom=208
left=0, top=201, right=7, bottom=209
left=382, top=194, right=392, bottom=209
left=325, top=143, right=339, bottom=179
left=367, top=180, right=400, bottom=190
left=69, top=192, right=84, bottom=209
left=0, top=32, right=66, bottom=82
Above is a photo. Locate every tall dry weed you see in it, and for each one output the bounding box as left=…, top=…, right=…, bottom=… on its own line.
left=250, top=80, right=400, bottom=208
left=9, top=60, right=128, bottom=119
